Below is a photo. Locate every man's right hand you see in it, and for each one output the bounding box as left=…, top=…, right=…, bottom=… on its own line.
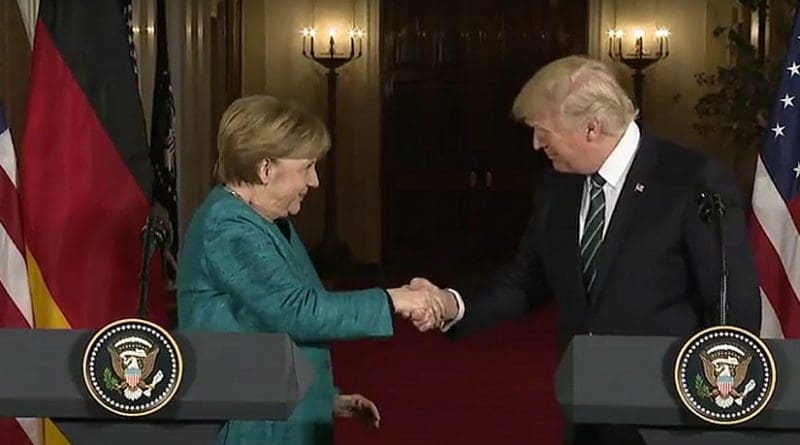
left=405, top=277, right=459, bottom=331
left=387, top=286, right=444, bottom=323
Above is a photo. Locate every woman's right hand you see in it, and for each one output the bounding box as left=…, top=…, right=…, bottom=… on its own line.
left=387, top=287, right=443, bottom=323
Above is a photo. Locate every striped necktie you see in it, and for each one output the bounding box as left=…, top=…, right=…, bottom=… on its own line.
left=580, top=173, right=606, bottom=293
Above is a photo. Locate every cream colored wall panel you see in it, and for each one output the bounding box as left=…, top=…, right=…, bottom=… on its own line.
left=169, top=0, right=215, bottom=239
left=14, top=0, right=37, bottom=46
left=241, top=0, right=266, bottom=94
left=1, top=0, right=32, bottom=140
left=591, top=0, right=743, bottom=152
left=242, top=0, right=380, bottom=262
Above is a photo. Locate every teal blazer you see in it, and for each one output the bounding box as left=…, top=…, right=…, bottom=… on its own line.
left=176, top=186, right=394, bottom=445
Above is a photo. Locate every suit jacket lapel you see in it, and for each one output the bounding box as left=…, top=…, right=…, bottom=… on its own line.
left=589, top=132, right=658, bottom=303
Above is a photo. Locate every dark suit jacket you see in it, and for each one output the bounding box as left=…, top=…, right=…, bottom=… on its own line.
left=448, top=130, right=761, bottom=444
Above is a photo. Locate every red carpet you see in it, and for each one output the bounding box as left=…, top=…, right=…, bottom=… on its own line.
left=331, top=303, right=563, bottom=444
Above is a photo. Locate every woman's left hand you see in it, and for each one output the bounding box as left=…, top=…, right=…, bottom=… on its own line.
left=334, top=393, right=381, bottom=429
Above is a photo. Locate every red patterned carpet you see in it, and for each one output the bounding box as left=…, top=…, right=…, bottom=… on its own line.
left=331, top=303, right=563, bottom=445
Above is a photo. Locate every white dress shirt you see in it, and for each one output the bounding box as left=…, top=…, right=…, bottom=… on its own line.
left=578, top=121, right=641, bottom=241
left=443, top=121, right=642, bottom=330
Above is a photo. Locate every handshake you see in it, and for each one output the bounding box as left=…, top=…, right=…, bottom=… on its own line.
left=387, top=278, right=459, bottom=332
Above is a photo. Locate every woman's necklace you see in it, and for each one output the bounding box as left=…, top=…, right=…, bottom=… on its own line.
left=223, top=185, right=274, bottom=221
left=224, top=185, right=244, bottom=200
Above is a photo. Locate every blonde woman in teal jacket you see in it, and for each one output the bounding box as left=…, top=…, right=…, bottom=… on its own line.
left=176, top=95, right=440, bottom=445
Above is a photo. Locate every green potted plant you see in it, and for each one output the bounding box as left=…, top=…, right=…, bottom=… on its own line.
left=691, top=0, right=795, bottom=203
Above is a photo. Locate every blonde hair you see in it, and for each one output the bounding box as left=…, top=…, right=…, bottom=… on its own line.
left=511, top=55, right=637, bottom=135
left=215, top=95, right=330, bottom=184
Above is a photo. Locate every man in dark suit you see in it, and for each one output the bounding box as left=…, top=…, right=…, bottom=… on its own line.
left=408, top=55, right=761, bottom=445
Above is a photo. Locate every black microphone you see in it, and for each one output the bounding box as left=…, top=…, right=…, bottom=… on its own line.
left=137, top=213, right=172, bottom=319
left=697, top=188, right=727, bottom=325
left=150, top=214, right=173, bottom=252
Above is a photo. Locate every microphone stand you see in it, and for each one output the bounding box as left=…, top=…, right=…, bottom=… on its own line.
left=137, top=215, right=172, bottom=319
left=138, top=217, right=156, bottom=319
left=698, top=191, right=727, bottom=325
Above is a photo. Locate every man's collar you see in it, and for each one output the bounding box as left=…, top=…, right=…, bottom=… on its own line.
left=595, top=121, right=640, bottom=189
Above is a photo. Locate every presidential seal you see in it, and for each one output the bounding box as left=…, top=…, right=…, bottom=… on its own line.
left=674, top=325, right=776, bottom=425
left=82, top=318, right=183, bottom=417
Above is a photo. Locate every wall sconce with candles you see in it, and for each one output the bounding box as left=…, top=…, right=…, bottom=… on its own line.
left=301, top=26, right=365, bottom=68
left=607, top=27, right=671, bottom=120
left=300, top=25, right=366, bottom=274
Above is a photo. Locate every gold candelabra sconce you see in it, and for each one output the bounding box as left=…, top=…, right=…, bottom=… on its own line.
left=300, top=24, right=366, bottom=273
left=301, top=26, right=365, bottom=69
left=607, top=27, right=671, bottom=119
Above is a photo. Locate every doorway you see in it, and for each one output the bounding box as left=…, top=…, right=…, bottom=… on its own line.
left=380, top=0, right=588, bottom=282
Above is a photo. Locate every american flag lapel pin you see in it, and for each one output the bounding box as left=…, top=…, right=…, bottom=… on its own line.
left=635, top=182, right=645, bottom=193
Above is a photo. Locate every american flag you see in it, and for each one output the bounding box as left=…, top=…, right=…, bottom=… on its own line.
left=750, top=8, right=800, bottom=339
left=0, top=106, right=41, bottom=444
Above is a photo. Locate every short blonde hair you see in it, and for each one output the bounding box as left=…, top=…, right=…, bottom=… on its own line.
left=511, top=55, right=637, bottom=135
left=215, top=95, right=330, bottom=184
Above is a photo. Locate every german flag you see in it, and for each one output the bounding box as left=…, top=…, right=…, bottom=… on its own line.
left=21, top=1, right=169, bottom=440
